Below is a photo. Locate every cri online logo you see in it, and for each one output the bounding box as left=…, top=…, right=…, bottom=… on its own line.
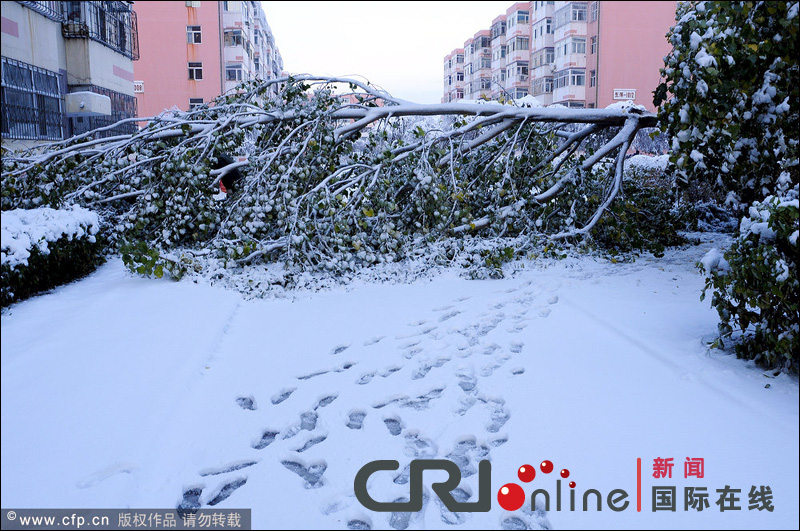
left=354, top=458, right=608, bottom=514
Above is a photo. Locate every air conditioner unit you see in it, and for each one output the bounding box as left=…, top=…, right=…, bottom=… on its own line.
left=65, top=92, right=112, bottom=117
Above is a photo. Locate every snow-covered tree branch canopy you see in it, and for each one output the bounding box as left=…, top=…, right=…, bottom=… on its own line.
left=2, top=75, right=663, bottom=280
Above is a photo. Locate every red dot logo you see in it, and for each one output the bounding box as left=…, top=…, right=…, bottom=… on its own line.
left=497, top=483, right=526, bottom=511
left=517, top=464, right=536, bottom=483
left=569, top=481, right=576, bottom=488
left=560, top=468, right=570, bottom=478
left=540, top=460, right=554, bottom=474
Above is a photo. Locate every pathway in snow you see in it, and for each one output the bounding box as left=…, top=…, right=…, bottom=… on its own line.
left=178, top=277, right=563, bottom=530
left=2, top=233, right=797, bottom=530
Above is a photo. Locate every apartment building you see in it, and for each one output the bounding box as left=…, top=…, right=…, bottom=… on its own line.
left=1, top=0, right=139, bottom=148
left=443, top=0, right=676, bottom=112
left=133, top=0, right=284, bottom=120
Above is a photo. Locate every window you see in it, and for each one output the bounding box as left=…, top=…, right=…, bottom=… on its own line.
left=447, top=75, right=452, bottom=86
left=1, top=57, right=63, bottom=141
left=532, top=77, right=553, bottom=95
left=188, top=62, right=203, bottom=80
left=226, top=64, right=243, bottom=81
left=189, top=97, right=203, bottom=110
left=500, top=68, right=506, bottom=82
left=133, top=80, right=144, bottom=93
left=554, top=2, right=587, bottom=28
left=514, top=10, right=530, bottom=25
left=590, top=1, right=598, bottom=21
left=554, top=69, right=568, bottom=89
left=509, top=37, right=529, bottom=52
left=572, top=37, right=586, bottom=54
left=456, top=54, right=464, bottom=63
left=590, top=36, right=597, bottom=54
left=572, top=3, right=588, bottom=21
left=491, top=20, right=506, bottom=39
left=590, top=69, right=596, bottom=87
left=456, top=72, right=464, bottom=82
left=480, top=57, right=492, bottom=69
left=515, top=88, right=528, bottom=98
left=480, top=78, right=492, bottom=90
left=185, top=1, right=200, bottom=7
left=511, top=61, right=529, bottom=80
left=224, top=29, right=243, bottom=47
left=254, top=57, right=260, bottom=73
left=187, top=25, right=201, bottom=44
left=533, top=48, right=555, bottom=68
left=222, top=1, right=230, bottom=10
left=567, top=68, right=585, bottom=86
left=456, top=89, right=464, bottom=99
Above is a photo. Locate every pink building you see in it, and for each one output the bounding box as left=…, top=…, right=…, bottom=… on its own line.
left=133, top=2, right=222, bottom=120
left=444, top=1, right=677, bottom=111
left=133, top=1, right=284, bottom=121
left=585, top=1, right=677, bottom=111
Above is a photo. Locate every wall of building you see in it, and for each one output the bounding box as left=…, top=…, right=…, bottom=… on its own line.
left=586, top=1, right=676, bottom=112
left=133, top=0, right=284, bottom=119
left=133, top=1, right=223, bottom=118
left=2, top=1, right=138, bottom=147
left=1, top=2, right=67, bottom=74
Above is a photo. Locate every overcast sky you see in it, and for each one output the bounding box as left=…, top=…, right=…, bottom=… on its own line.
left=260, top=1, right=513, bottom=104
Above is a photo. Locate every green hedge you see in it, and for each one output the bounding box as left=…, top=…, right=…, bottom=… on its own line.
left=2, top=233, right=106, bottom=307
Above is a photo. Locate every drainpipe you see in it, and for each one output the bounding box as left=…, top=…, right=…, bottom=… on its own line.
left=595, top=1, right=600, bottom=107
left=219, top=3, right=225, bottom=95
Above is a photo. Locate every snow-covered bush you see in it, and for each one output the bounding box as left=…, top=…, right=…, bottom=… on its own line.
left=657, top=1, right=799, bottom=371
left=700, top=182, right=799, bottom=371
left=655, top=1, right=799, bottom=206
left=1, top=206, right=104, bottom=306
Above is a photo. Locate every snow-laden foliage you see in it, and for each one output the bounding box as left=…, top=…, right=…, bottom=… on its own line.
left=660, top=1, right=800, bottom=371
left=1, top=206, right=104, bottom=306
left=655, top=0, right=799, bottom=207
left=700, top=181, right=799, bottom=371
left=2, top=76, right=669, bottom=286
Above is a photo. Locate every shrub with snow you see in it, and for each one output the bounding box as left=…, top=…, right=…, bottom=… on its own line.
left=657, top=1, right=799, bottom=371
left=700, top=183, right=799, bottom=371
left=1, top=206, right=104, bottom=306
left=655, top=1, right=799, bottom=206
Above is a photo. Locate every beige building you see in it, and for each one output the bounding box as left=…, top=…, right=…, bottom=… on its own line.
left=1, top=1, right=139, bottom=148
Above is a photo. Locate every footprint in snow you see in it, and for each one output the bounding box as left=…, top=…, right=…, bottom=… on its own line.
left=271, top=387, right=296, bottom=405
left=207, top=477, right=247, bottom=506
left=347, top=410, right=366, bottom=430
left=235, top=396, right=256, bottom=410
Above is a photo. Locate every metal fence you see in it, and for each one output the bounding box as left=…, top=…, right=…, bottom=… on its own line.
left=62, top=1, right=139, bottom=60
left=1, top=57, right=64, bottom=141
left=68, top=84, right=138, bottom=138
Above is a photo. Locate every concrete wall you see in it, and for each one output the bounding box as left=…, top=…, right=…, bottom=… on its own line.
left=1, top=2, right=66, bottom=74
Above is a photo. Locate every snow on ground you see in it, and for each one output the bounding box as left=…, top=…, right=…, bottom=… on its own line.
left=1, top=233, right=798, bottom=530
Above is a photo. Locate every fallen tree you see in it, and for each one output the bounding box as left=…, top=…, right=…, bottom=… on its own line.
left=2, top=75, right=670, bottom=280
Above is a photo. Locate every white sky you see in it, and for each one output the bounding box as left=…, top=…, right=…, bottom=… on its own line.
left=260, top=1, right=513, bottom=104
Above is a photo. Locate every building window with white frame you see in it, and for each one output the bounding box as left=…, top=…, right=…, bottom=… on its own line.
left=188, top=62, right=203, bottom=80
left=226, top=64, right=243, bottom=81
left=224, top=29, right=243, bottom=47
left=590, top=1, right=598, bottom=21
left=590, top=35, right=597, bottom=54
left=572, top=37, right=586, bottom=54
left=189, top=97, right=203, bottom=110
left=590, top=69, right=596, bottom=87
left=187, top=25, right=201, bottom=44
left=570, top=68, right=586, bottom=86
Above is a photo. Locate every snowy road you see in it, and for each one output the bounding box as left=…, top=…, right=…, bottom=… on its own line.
left=2, top=234, right=798, bottom=530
